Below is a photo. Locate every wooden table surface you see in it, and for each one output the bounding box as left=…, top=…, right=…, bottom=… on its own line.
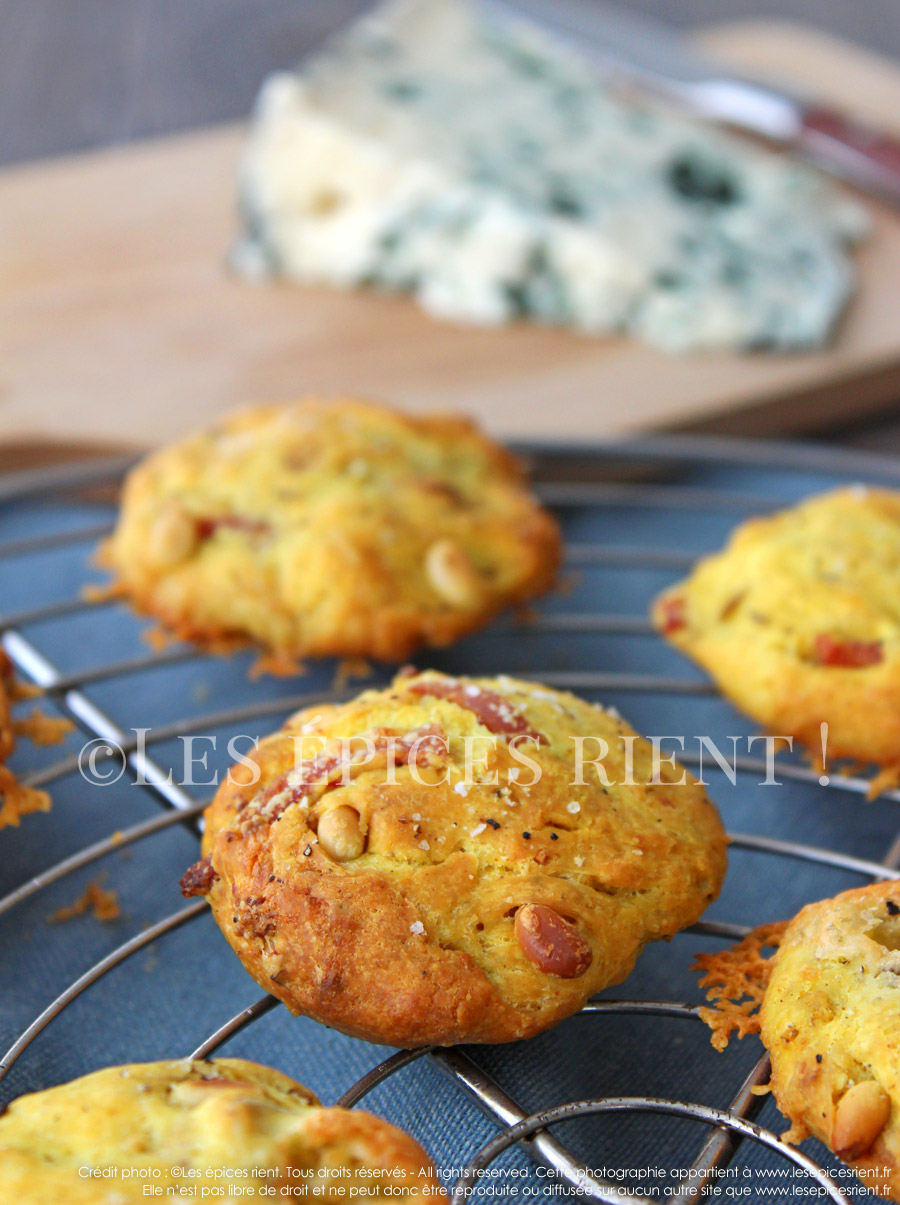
left=3, top=0, right=900, bottom=451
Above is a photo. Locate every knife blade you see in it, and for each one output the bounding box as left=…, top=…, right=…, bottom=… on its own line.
left=481, top=0, right=900, bottom=207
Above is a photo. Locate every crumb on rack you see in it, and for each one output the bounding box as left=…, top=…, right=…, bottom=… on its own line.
left=144, top=624, right=176, bottom=652
left=81, top=578, right=127, bottom=604
left=553, top=571, right=582, bottom=597
left=867, top=762, right=900, bottom=801
left=692, top=920, right=788, bottom=1051
left=807, top=755, right=900, bottom=802
left=333, top=657, right=372, bottom=691
left=14, top=708, right=74, bottom=747
left=140, top=617, right=247, bottom=660
left=49, top=881, right=120, bottom=924
left=0, top=766, right=52, bottom=829
left=513, top=602, right=538, bottom=624
left=250, top=650, right=307, bottom=679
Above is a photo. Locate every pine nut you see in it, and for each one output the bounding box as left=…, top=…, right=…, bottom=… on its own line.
left=832, top=1080, right=890, bottom=1159
left=317, top=805, right=366, bottom=862
left=514, top=903, right=592, bottom=978
left=147, top=504, right=198, bottom=568
left=425, top=539, right=483, bottom=608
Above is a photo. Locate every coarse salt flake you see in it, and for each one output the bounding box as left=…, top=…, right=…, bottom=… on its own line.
left=409, top=921, right=425, bottom=935
left=567, top=801, right=581, bottom=814
left=470, top=823, right=487, bottom=837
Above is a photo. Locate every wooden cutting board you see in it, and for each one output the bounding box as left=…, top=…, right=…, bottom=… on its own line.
left=3, top=20, right=900, bottom=456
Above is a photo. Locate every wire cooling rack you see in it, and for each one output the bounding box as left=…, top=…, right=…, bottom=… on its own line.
left=3, top=435, right=900, bottom=1204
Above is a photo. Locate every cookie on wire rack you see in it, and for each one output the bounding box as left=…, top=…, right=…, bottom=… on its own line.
left=0, top=1057, right=442, bottom=1202
left=695, top=880, right=900, bottom=1203
left=652, top=487, right=900, bottom=785
left=182, top=669, right=728, bottom=1047
left=100, top=397, right=561, bottom=667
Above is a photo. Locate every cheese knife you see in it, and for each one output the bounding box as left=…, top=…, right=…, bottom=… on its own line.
left=482, top=0, right=900, bottom=207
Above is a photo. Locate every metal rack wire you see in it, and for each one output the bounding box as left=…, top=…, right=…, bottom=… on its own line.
left=2, top=435, right=900, bottom=1204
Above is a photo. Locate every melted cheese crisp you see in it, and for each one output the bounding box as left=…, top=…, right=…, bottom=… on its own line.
left=234, top=0, right=867, bottom=352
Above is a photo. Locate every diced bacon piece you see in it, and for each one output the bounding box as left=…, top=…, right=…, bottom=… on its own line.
left=298, top=750, right=345, bottom=785
left=0, top=650, right=14, bottom=688
left=245, top=724, right=450, bottom=823
left=813, top=634, right=884, bottom=668
left=179, top=856, right=219, bottom=897
left=195, top=515, right=271, bottom=540
left=415, top=478, right=465, bottom=506
left=252, top=750, right=344, bottom=821
left=390, top=722, right=448, bottom=763
left=407, top=678, right=545, bottom=742
left=659, top=596, right=687, bottom=634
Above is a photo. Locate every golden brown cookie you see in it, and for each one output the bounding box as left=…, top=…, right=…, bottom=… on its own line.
left=0, top=649, right=72, bottom=828
left=760, top=881, right=900, bottom=1201
left=102, top=398, right=560, bottom=663
left=182, top=670, right=727, bottom=1047
left=652, top=487, right=900, bottom=770
left=0, top=1057, right=441, bottom=1203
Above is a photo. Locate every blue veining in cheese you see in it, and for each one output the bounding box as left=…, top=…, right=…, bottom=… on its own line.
left=234, top=0, right=868, bottom=351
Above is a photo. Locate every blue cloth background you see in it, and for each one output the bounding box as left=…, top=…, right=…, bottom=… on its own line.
left=1, top=440, right=897, bottom=1202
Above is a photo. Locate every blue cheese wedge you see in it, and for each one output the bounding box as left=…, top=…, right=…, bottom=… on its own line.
left=234, top=0, right=868, bottom=352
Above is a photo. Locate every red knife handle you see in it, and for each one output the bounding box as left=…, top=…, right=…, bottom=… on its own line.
left=798, top=105, right=900, bottom=207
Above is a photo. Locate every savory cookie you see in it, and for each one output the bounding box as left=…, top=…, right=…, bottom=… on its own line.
left=760, top=882, right=900, bottom=1201
left=0, top=649, right=72, bottom=829
left=181, top=669, right=727, bottom=1047
left=653, top=487, right=900, bottom=770
left=0, top=1057, right=441, bottom=1203
left=102, top=397, right=560, bottom=663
